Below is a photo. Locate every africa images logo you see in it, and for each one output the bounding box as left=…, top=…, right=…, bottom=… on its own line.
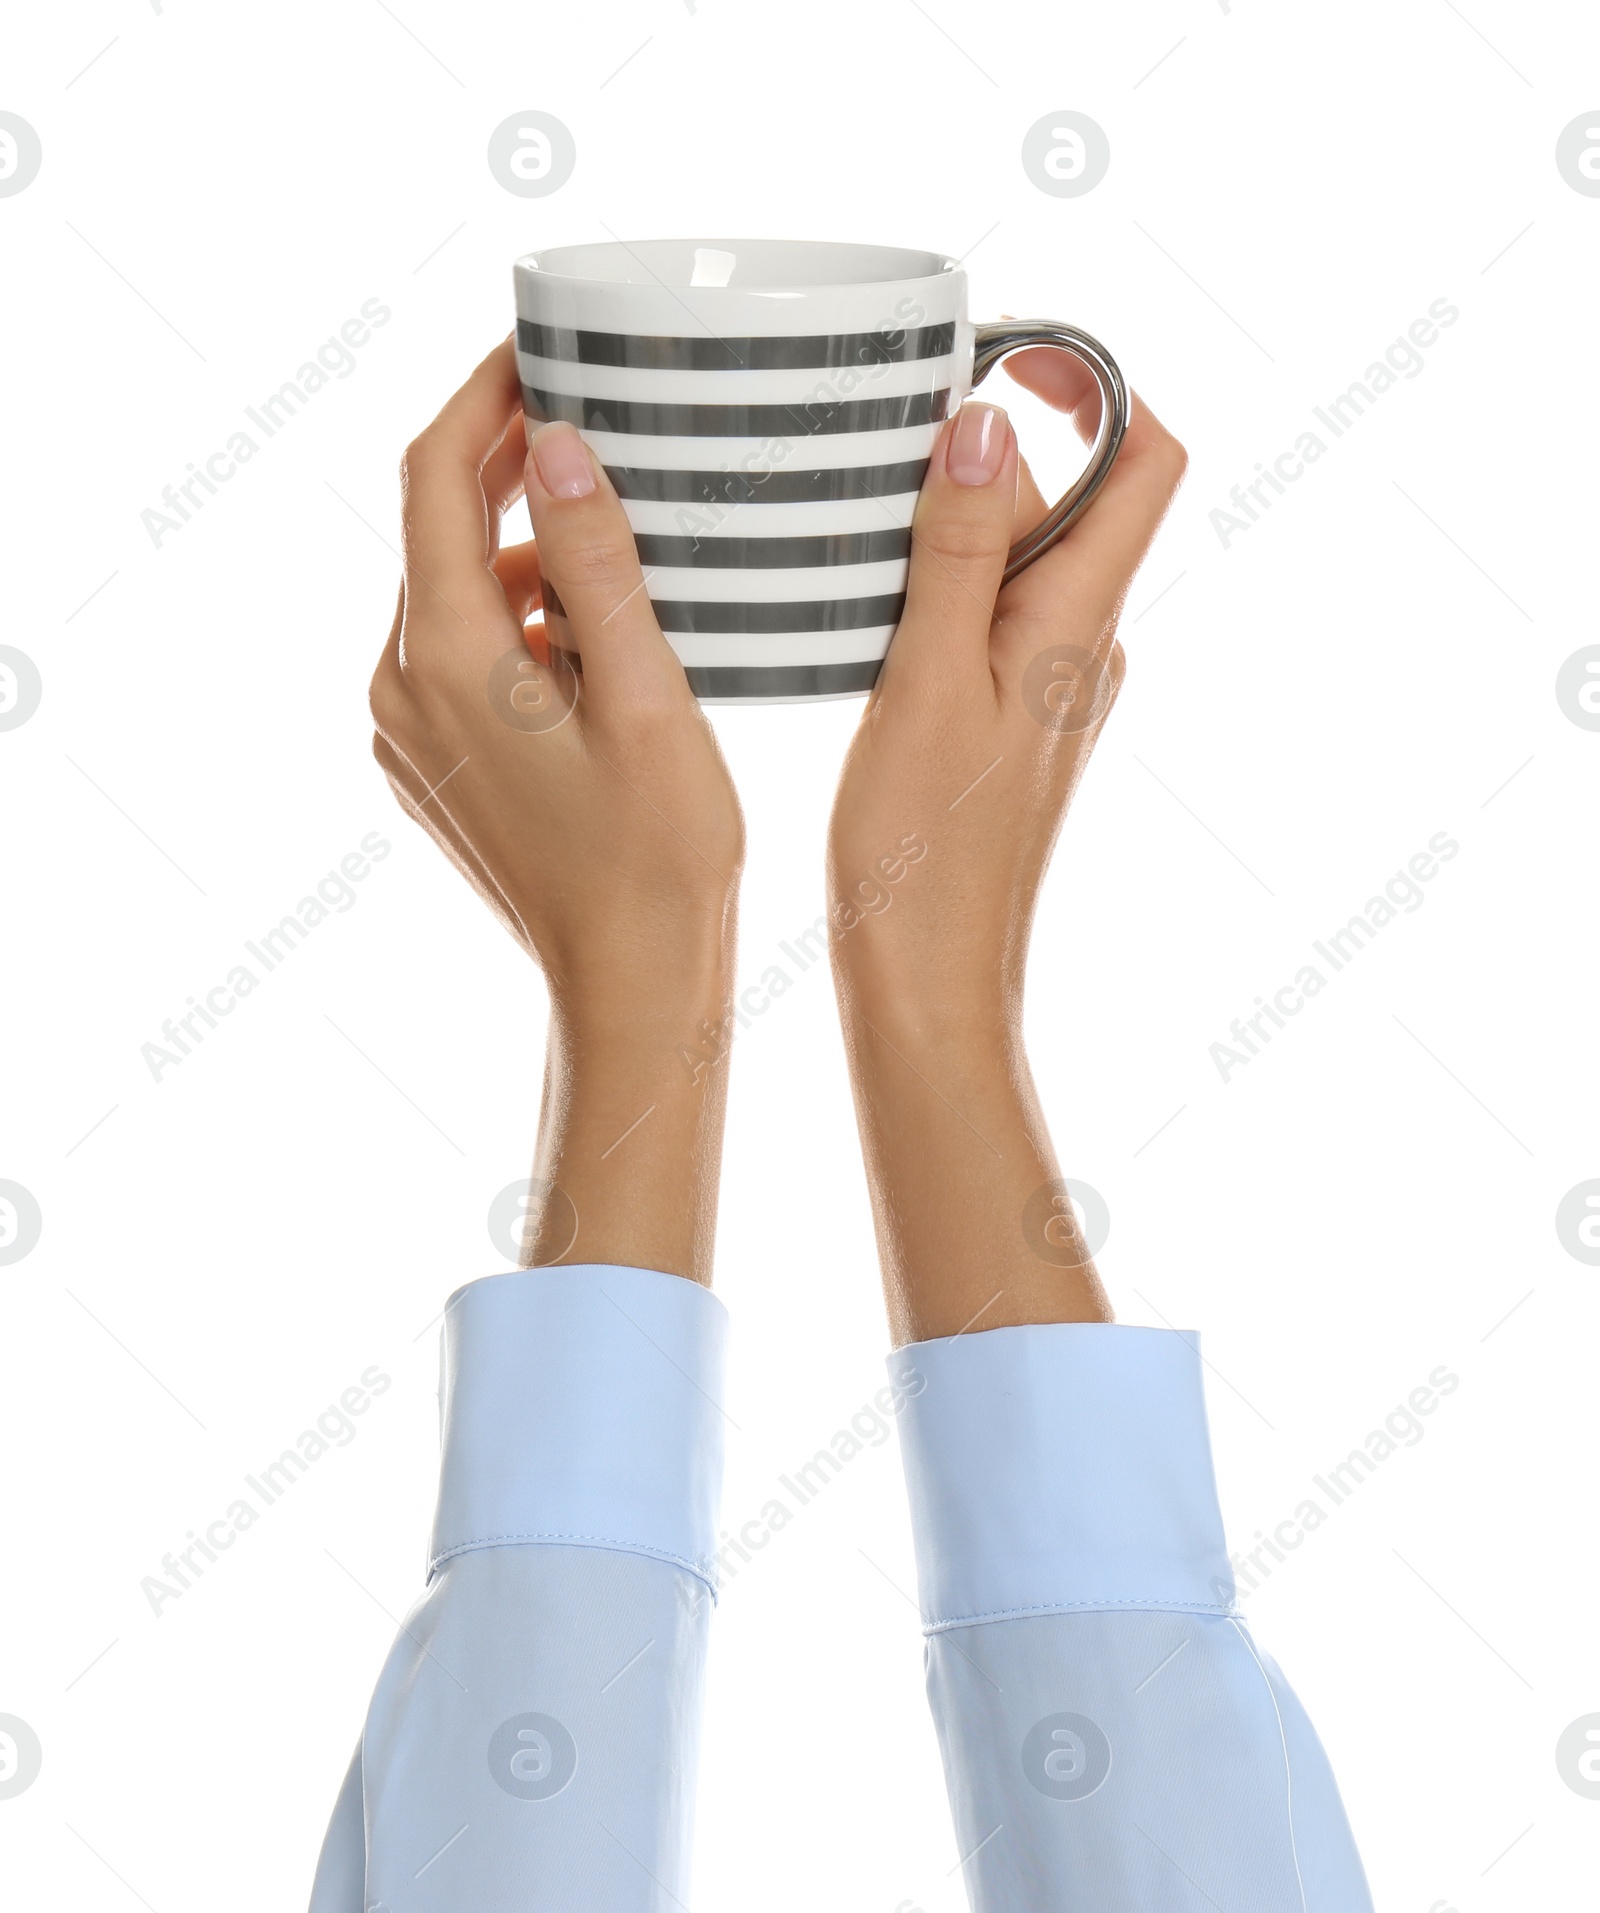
left=1022, top=1713, right=1112, bottom=1801
left=488, top=1714, right=577, bottom=1800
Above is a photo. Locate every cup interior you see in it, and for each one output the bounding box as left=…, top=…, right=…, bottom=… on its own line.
left=517, top=238, right=955, bottom=291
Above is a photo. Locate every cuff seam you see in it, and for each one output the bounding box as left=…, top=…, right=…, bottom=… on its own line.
left=429, top=1530, right=717, bottom=1595
left=924, top=1595, right=1241, bottom=1634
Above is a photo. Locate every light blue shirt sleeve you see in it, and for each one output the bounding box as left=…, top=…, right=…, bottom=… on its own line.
left=307, top=1265, right=727, bottom=1913
left=308, top=1278, right=1370, bottom=1909
left=891, top=1322, right=1374, bottom=1912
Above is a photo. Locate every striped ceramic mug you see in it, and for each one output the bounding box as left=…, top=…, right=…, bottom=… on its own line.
left=513, top=239, right=1128, bottom=705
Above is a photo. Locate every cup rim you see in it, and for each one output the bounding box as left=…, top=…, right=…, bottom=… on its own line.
left=513, top=237, right=961, bottom=296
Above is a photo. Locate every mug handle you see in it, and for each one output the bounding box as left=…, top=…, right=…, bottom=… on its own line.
left=970, top=320, right=1130, bottom=584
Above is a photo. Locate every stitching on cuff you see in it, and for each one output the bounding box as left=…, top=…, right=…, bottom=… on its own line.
left=429, top=1530, right=717, bottom=1595
left=923, top=1595, right=1241, bottom=1633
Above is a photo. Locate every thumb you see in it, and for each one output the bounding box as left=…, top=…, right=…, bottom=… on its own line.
left=522, top=420, right=691, bottom=716
left=878, top=399, right=1017, bottom=700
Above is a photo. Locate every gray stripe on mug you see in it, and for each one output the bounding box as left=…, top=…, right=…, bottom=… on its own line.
left=652, top=593, right=907, bottom=634
left=631, top=528, right=911, bottom=568
left=524, top=386, right=950, bottom=439
left=541, top=585, right=904, bottom=634
left=529, top=645, right=882, bottom=701
left=517, top=318, right=957, bottom=372
left=685, top=659, right=883, bottom=698
left=603, top=459, right=930, bottom=505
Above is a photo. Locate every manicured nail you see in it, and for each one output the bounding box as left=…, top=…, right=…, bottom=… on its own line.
left=946, top=400, right=1009, bottom=486
left=531, top=420, right=597, bottom=499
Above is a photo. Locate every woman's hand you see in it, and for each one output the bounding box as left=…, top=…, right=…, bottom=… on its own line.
left=369, top=339, right=743, bottom=1281
left=827, top=356, right=1187, bottom=1342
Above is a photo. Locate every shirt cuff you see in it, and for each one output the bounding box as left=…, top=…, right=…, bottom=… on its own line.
left=428, top=1265, right=728, bottom=1594
left=891, top=1322, right=1237, bottom=1630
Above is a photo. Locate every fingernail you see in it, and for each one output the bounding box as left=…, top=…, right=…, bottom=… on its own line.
left=946, top=400, right=1010, bottom=486
left=531, top=421, right=597, bottom=499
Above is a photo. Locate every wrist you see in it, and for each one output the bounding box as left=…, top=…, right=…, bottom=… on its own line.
left=551, top=982, right=732, bottom=1067
left=525, top=974, right=733, bottom=1285
left=549, top=925, right=734, bottom=1053
left=833, top=961, right=1014, bottom=1065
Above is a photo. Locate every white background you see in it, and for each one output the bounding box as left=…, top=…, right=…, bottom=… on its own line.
left=2, top=1, right=1597, bottom=1908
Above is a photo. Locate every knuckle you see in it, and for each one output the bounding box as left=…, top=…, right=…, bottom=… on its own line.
left=1146, top=426, right=1188, bottom=485
left=556, top=539, right=632, bottom=591
left=995, top=602, right=1058, bottom=649
left=368, top=660, right=408, bottom=733
left=398, top=428, right=447, bottom=496
left=912, top=511, right=1009, bottom=569
left=370, top=733, right=413, bottom=807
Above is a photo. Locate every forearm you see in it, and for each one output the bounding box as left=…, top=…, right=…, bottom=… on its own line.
left=834, top=970, right=1110, bottom=1343
left=523, top=955, right=734, bottom=1284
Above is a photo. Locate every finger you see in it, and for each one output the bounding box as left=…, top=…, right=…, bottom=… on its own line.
left=492, top=539, right=543, bottom=624
left=1003, top=346, right=1105, bottom=438
left=522, top=420, right=690, bottom=717
left=992, top=448, right=1111, bottom=696
left=998, top=353, right=1187, bottom=625
left=878, top=398, right=1017, bottom=699
left=399, top=337, right=523, bottom=625
left=376, top=579, right=404, bottom=679
left=481, top=408, right=530, bottom=558
left=1013, top=451, right=1049, bottom=542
